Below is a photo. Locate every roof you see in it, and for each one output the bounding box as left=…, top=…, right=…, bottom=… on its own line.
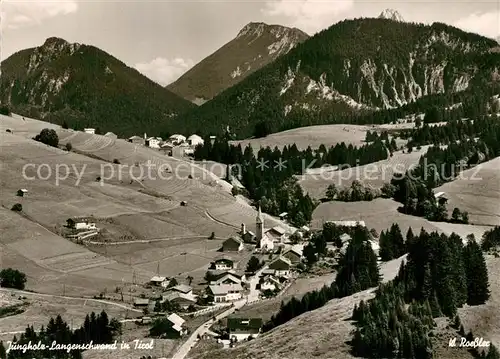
left=224, top=236, right=243, bottom=246
left=214, top=258, right=234, bottom=264
left=150, top=276, right=167, bottom=282
left=209, top=270, right=244, bottom=281
left=340, top=233, right=351, bottom=242
left=19, top=189, right=28, bottom=192
left=170, top=284, right=193, bottom=294
left=301, top=225, right=310, bottom=231
left=134, top=298, right=149, bottom=305
left=162, top=292, right=196, bottom=303
left=146, top=137, right=159, bottom=141
left=227, top=318, right=263, bottom=331
left=187, top=134, right=203, bottom=141
left=266, top=226, right=286, bottom=236
left=434, top=192, right=446, bottom=198
left=269, top=257, right=292, bottom=270
left=285, top=245, right=303, bottom=257
left=279, top=212, right=288, bottom=217
left=167, top=313, right=185, bottom=328
left=261, top=275, right=280, bottom=285
left=208, top=283, right=243, bottom=295
left=170, top=134, right=186, bottom=140
left=128, top=135, right=143, bottom=140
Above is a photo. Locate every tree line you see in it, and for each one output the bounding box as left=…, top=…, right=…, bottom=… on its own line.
left=0, top=311, right=122, bottom=359
left=351, top=228, right=491, bottom=358
left=193, top=136, right=390, bottom=226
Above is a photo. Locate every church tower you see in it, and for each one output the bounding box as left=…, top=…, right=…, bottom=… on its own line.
left=256, top=206, right=264, bottom=241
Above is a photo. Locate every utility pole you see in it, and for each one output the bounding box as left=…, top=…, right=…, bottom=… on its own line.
left=156, top=261, right=160, bottom=276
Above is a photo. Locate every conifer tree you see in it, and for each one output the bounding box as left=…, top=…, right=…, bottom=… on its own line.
left=463, top=239, right=490, bottom=305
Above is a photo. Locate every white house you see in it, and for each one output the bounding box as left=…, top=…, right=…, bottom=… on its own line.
left=149, top=276, right=170, bottom=288
left=84, top=128, right=95, bottom=134
left=169, top=134, right=186, bottom=144
left=146, top=137, right=160, bottom=149
left=259, top=275, right=281, bottom=291
left=227, top=318, right=263, bottom=342
left=166, top=313, right=188, bottom=336
left=208, top=284, right=243, bottom=302
left=75, top=219, right=97, bottom=230
left=187, top=134, right=204, bottom=146
left=212, top=258, right=234, bottom=271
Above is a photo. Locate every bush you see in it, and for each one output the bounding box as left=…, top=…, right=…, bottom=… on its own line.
left=231, top=186, right=239, bottom=196
left=11, top=203, right=22, bottom=212
left=0, top=268, right=27, bottom=289
left=65, top=142, right=72, bottom=151
left=62, top=121, right=69, bottom=129
left=0, top=105, right=11, bottom=116
left=113, top=159, right=120, bottom=164
left=34, top=128, right=59, bottom=147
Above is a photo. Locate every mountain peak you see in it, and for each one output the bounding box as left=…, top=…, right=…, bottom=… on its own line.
left=42, top=37, right=69, bottom=48
left=378, top=9, right=405, bottom=22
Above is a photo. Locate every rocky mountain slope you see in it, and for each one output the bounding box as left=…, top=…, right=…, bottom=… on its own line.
left=171, top=16, right=499, bottom=138
left=0, top=37, right=195, bottom=137
left=166, top=22, right=309, bottom=104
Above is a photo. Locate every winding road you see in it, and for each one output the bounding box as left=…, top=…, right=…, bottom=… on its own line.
left=171, top=265, right=268, bottom=359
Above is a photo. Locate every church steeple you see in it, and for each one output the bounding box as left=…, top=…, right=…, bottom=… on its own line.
left=256, top=206, right=263, bottom=224
left=256, top=206, right=264, bottom=240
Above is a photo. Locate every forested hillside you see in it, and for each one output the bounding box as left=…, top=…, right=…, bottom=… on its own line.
left=0, top=37, right=195, bottom=137
left=169, top=18, right=499, bottom=138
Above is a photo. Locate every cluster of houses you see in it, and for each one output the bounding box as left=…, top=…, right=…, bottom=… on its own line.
left=221, top=207, right=304, bottom=253
left=127, top=133, right=205, bottom=157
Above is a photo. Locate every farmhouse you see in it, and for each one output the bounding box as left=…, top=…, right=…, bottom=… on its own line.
left=187, top=134, right=204, bottom=146
left=146, top=137, right=161, bottom=149
left=169, top=284, right=194, bottom=297
left=240, top=223, right=256, bottom=243
left=265, top=226, right=287, bottom=243
left=166, top=313, right=188, bottom=336
left=211, top=258, right=234, bottom=271
left=227, top=318, right=263, bottom=342
left=84, top=128, right=95, bottom=134
left=222, top=237, right=244, bottom=252
left=150, top=276, right=170, bottom=288
left=161, top=292, right=196, bottom=309
left=73, top=218, right=97, bottom=230
left=434, top=191, right=449, bottom=205
left=268, top=257, right=292, bottom=278
left=259, top=275, right=281, bottom=291
left=282, top=246, right=303, bottom=264
left=133, top=298, right=150, bottom=307
left=169, top=134, right=186, bottom=144
left=17, top=189, right=28, bottom=197
left=209, top=271, right=245, bottom=285
left=208, top=284, right=243, bottom=302
left=128, top=135, right=145, bottom=145
left=160, top=143, right=174, bottom=155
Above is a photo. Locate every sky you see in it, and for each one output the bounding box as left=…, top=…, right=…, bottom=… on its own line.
left=2, top=0, right=499, bottom=86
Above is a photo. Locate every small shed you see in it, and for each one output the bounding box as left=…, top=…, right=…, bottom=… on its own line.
left=180, top=201, right=187, bottom=206
left=17, top=189, right=28, bottom=197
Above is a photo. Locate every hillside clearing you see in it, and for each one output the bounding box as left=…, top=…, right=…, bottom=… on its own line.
left=232, top=124, right=410, bottom=151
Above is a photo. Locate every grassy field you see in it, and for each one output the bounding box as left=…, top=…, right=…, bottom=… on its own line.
left=312, top=198, right=492, bottom=240
left=435, top=157, right=500, bottom=226
left=298, top=146, right=430, bottom=199
left=231, top=124, right=412, bottom=151
left=0, top=116, right=295, bottom=301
